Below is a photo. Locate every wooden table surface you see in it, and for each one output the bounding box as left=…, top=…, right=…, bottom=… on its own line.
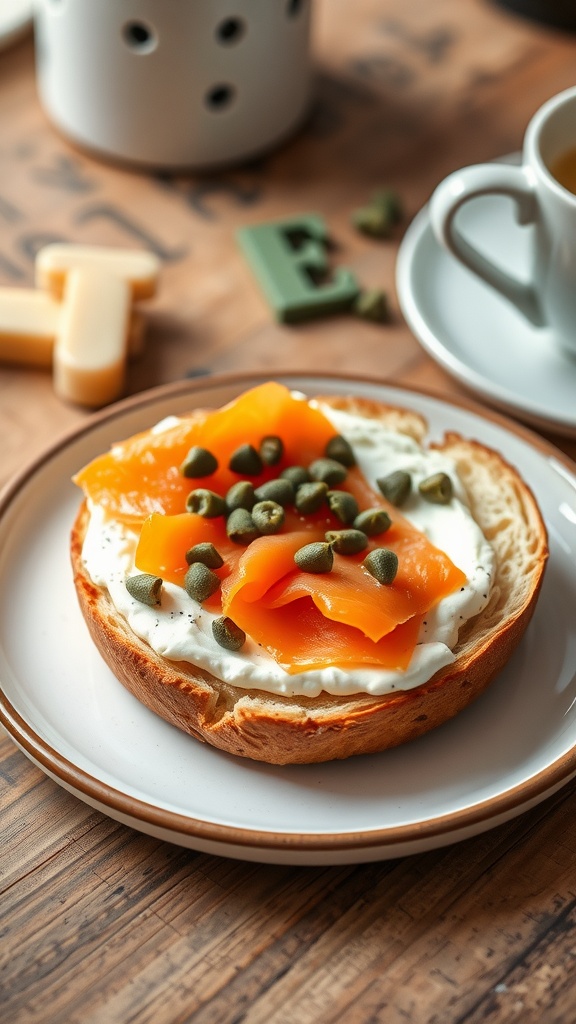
left=2, top=2, right=576, bottom=1021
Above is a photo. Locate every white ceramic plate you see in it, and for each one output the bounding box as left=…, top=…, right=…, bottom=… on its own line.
left=0, top=0, right=32, bottom=52
left=396, top=158, right=576, bottom=438
left=1, top=373, right=576, bottom=865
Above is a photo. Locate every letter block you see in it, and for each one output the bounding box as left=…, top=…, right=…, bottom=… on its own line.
left=237, top=214, right=360, bottom=323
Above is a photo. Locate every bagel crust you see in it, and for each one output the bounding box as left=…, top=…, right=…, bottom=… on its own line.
left=71, top=395, right=548, bottom=764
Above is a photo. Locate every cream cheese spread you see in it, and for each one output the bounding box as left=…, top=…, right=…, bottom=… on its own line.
left=80, top=403, right=495, bottom=698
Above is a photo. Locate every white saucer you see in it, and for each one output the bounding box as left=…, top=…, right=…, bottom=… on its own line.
left=1, top=373, right=576, bottom=865
left=396, top=163, right=576, bottom=438
left=0, top=0, right=32, bottom=52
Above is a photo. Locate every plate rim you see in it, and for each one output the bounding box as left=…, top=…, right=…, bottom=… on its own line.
left=396, top=200, right=576, bottom=439
left=1, top=369, right=575, bottom=855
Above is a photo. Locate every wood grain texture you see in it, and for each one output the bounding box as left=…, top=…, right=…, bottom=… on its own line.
left=3, top=728, right=576, bottom=1024
left=2, top=1, right=576, bottom=1020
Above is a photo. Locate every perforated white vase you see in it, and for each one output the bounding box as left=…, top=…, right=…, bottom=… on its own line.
left=34, top=0, right=313, bottom=169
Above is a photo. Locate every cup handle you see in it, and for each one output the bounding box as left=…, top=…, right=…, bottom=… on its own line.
left=429, top=163, right=545, bottom=326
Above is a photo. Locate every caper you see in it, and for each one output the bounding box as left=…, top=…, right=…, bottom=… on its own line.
left=281, top=465, right=310, bottom=488
left=251, top=500, right=285, bottom=535
left=294, top=480, right=328, bottom=514
left=351, top=205, right=392, bottom=239
left=353, top=507, right=392, bottom=536
left=372, top=188, right=403, bottom=224
left=125, top=573, right=163, bottom=606
left=179, top=445, right=218, bottom=478
left=363, top=547, right=399, bottom=586
left=308, top=457, right=348, bottom=487
left=327, top=489, right=359, bottom=524
left=184, top=562, right=221, bottom=603
left=185, top=542, right=224, bottom=569
left=325, top=529, right=368, bottom=555
left=254, top=478, right=294, bottom=507
left=294, top=541, right=334, bottom=574
left=259, top=435, right=284, bottom=466
left=226, top=507, right=259, bottom=545
left=212, top=616, right=246, bottom=652
left=228, top=443, right=263, bottom=476
left=377, top=469, right=411, bottom=507
left=419, top=472, right=453, bottom=505
left=185, top=488, right=227, bottom=517
left=325, top=434, right=356, bottom=468
left=354, top=289, right=390, bottom=323
left=225, top=480, right=255, bottom=512
left=352, top=190, right=402, bottom=239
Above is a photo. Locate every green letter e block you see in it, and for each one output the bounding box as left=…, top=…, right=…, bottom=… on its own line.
left=237, top=214, right=360, bottom=323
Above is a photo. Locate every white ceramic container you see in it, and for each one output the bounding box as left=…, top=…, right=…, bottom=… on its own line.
left=34, top=0, right=313, bottom=169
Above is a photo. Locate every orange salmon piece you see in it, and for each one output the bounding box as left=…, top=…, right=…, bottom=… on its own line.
left=135, top=512, right=242, bottom=587
left=73, top=382, right=338, bottom=523
left=221, top=522, right=465, bottom=663
left=189, top=380, right=336, bottom=469
left=222, top=529, right=324, bottom=604
left=73, top=412, right=209, bottom=524
left=134, top=512, right=323, bottom=589
left=222, top=595, right=423, bottom=674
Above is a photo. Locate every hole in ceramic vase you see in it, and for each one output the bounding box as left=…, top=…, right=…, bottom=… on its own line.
left=216, top=17, right=245, bottom=44
left=287, top=0, right=305, bottom=17
left=122, top=21, right=157, bottom=53
left=205, top=84, right=236, bottom=110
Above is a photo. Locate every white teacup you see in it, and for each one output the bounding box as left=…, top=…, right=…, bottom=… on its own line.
left=429, top=86, right=576, bottom=355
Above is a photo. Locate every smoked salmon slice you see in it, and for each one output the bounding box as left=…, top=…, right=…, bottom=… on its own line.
left=73, top=382, right=336, bottom=523
left=135, top=512, right=237, bottom=586
left=220, top=524, right=465, bottom=668
left=224, top=596, right=424, bottom=674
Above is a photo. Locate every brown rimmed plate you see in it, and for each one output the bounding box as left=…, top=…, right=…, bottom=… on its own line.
left=1, top=372, right=575, bottom=864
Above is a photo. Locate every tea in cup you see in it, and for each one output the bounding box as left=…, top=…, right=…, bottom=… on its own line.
left=549, top=146, right=576, bottom=194
left=429, top=86, right=576, bottom=355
